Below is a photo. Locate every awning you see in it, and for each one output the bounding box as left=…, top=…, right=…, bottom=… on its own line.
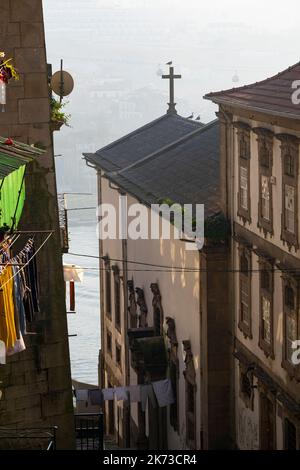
left=0, top=137, right=45, bottom=229
left=0, top=136, right=45, bottom=177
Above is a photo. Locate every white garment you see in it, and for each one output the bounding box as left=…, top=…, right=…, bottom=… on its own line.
left=102, top=388, right=114, bottom=401
left=76, top=389, right=89, bottom=401
left=0, top=340, right=6, bottom=364
left=152, top=379, right=175, bottom=407
left=140, top=384, right=156, bottom=412
left=6, top=335, right=26, bottom=356
left=129, top=385, right=141, bottom=403
left=63, top=265, right=84, bottom=283
left=115, top=387, right=129, bottom=401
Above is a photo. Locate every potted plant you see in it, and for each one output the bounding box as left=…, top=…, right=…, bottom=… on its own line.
left=50, top=97, right=71, bottom=131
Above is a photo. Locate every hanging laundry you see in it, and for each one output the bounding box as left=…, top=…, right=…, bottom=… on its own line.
left=0, top=339, right=5, bottom=364
left=12, top=265, right=26, bottom=335
left=128, top=385, right=141, bottom=403
left=102, top=388, right=114, bottom=401
left=6, top=333, right=25, bottom=356
left=76, top=389, right=89, bottom=401
left=140, top=384, right=157, bottom=412
left=115, top=387, right=129, bottom=402
left=89, top=389, right=103, bottom=406
left=0, top=266, right=17, bottom=348
left=152, top=379, right=175, bottom=407
left=25, top=243, right=40, bottom=314
left=64, top=265, right=84, bottom=313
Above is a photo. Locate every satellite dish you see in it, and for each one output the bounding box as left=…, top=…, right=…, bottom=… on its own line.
left=51, top=70, right=74, bottom=98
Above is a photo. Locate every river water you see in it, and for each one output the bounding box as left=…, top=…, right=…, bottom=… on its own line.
left=63, top=194, right=100, bottom=385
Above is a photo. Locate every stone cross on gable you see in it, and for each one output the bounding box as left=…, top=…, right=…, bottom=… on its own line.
left=162, top=63, right=181, bottom=114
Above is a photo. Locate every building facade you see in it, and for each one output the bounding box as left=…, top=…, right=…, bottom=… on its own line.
left=205, top=62, right=300, bottom=449
left=85, top=112, right=233, bottom=449
left=0, top=0, right=75, bottom=449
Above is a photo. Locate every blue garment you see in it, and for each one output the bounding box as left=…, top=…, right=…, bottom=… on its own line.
left=12, top=266, right=27, bottom=335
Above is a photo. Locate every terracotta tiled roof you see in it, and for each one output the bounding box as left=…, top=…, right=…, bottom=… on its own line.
left=204, top=61, right=300, bottom=120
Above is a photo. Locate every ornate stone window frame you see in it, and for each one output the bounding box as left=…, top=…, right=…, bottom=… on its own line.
left=106, top=328, right=112, bottom=357
left=276, top=134, right=300, bottom=250
left=238, top=243, right=252, bottom=339
left=235, top=122, right=251, bottom=224
left=281, top=273, right=300, bottom=380
left=253, top=128, right=274, bottom=236
left=258, top=256, right=274, bottom=359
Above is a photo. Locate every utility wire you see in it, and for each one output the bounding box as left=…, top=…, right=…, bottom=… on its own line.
left=66, top=252, right=300, bottom=274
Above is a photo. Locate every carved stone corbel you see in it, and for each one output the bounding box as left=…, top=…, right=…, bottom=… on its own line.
left=135, top=287, right=148, bottom=328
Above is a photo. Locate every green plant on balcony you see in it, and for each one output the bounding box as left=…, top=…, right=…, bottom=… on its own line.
left=50, top=98, right=71, bottom=130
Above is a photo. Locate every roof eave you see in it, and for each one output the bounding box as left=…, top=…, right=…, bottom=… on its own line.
left=204, top=96, right=300, bottom=121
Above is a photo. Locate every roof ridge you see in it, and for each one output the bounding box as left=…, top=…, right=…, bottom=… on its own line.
left=204, top=60, right=300, bottom=99
left=110, top=119, right=218, bottom=176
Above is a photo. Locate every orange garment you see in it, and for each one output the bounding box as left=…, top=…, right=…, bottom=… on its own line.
left=0, top=266, right=17, bottom=348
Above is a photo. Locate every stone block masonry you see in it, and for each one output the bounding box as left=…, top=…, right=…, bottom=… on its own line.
left=0, top=1, right=75, bottom=449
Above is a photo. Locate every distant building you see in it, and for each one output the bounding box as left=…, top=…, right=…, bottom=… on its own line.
left=85, top=105, right=233, bottom=449
left=205, top=61, right=300, bottom=450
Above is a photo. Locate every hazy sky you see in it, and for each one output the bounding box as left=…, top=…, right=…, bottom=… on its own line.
left=43, top=0, right=300, bottom=190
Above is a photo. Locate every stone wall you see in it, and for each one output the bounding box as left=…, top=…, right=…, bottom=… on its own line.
left=0, top=0, right=75, bottom=449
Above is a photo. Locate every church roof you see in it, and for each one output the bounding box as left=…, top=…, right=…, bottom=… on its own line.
left=84, top=119, right=220, bottom=218
left=204, top=61, right=300, bottom=120
left=84, top=113, right=203, bottom=172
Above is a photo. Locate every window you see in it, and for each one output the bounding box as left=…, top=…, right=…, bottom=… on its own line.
left=256, top=129, right=274, bottom=234
left=259, top=260, right=274, bottom=357
left=183, top=340, right=196, bottom=449
left=116, top=343, right=121, bottom=368
left=104, top=257, right=111, bottom=317
left=170, top=359, right=179, bottom=432
left=238, top=247, right=252, bottom=338
left=106, top=330, right=112, bottom=356
left=236, top=125, right=251, bottom=223
left=261, top=176, right=270, bottom=221
left=278, top=135, right=299, bottom=248
left=186, top=381, right=196, bottom=446
left=261, top=141, right=271, bottom=168
left=240, top=166, right=248, bottom=210
left=113, top=265, right=121, bottom=330
left=260, top=393, right=275, bottom=450
left=284, top=185, right=295, bottom=233
left=284, top=153, right=295, bottom=177
left=282, top=277, right=299, bottom=377
left=284, top=418, right=297, bottom=450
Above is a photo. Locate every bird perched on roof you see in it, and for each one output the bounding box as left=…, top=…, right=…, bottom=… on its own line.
left=166, top=61, right=172, bottom=66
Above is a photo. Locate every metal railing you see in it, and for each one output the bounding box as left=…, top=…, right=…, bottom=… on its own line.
left=75, top=413, right=103, bottom=450
left=0, top=426, right=57, bottom=450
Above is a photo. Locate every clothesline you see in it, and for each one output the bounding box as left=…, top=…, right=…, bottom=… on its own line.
left=75, top=379, right=175, bottom=410
left=0, top=232, right=53, bottom=290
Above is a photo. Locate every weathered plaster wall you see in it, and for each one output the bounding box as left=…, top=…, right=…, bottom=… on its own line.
left=0, top=0, right=75, bottom=449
